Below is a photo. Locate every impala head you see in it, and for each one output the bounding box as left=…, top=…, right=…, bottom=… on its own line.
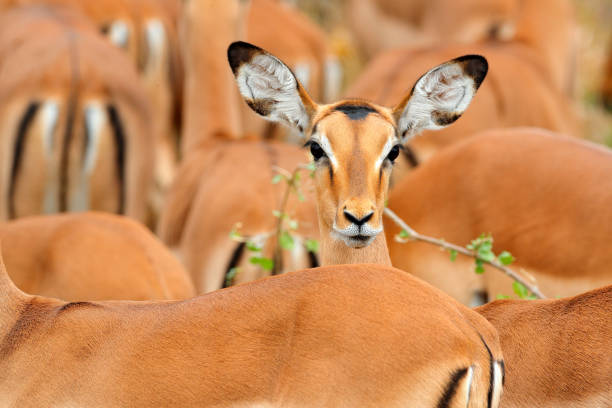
left=228, top=41, right=487, bottom=251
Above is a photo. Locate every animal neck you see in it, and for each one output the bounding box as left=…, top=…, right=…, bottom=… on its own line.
left=181, top=0, right=249, bottom=153
left=319, top=225, right=392, bottom=266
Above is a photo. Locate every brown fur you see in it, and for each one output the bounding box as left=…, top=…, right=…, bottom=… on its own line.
left=0, top=257, right=502, bottom=407
left=346, top=0, right=576, bottom=95
left=0, top=0, right=183, bottom=220
left=0, top=212, right=194, bottom=300
left=159, top=141, right=319, bottom=293
left=0, top=6, right=154, bottom=222
left=162, top=0, right=322, bottom=292
left=386, top=128, right=612, bottom=304
left=477, top=286, right=612, bottom=407
left=346, top=42, right=579, bottom=180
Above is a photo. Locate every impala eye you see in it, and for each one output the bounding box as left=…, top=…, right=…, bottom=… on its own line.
left=309, top=141, right=326, bottom=161
left=386, top=145, right=401, bottom=163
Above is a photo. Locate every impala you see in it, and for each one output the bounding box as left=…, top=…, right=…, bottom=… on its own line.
left=0, top=39, right=504, bottom=407
left=0, top=212, right=194, bottom=301
left=0, top=6, right=154, bottom=222
left=0, top=0, right=182, bottom=217
left=385, top=128, right=612, bottom=304
left=477, top=285, right=612, bottom=407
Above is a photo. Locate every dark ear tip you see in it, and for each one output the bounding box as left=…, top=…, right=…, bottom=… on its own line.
left=227, top=41, right=263, bottom=74
left=454, top=54, right=488, bottom=88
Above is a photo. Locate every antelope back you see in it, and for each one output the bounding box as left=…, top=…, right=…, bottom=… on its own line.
left=386, top=128, right=612, bottom=304
left=0, top=6, right=153, bottom=222
left=477, top=286, right=612, bottom=407
left=0, top=212, right=194, bottom=300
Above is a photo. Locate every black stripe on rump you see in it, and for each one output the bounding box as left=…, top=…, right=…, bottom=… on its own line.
left=436, top=367, right=469, bottom=408
left=479, top=334, right=495, bottom=408
left=222, top=241, right=246, bottom=288
left=106, top=104, right=126, bottom=214
left=9, top=102, right=40, bottom=218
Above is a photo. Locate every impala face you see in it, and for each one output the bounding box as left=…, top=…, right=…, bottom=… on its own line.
left=305, top=103, right=399, bottom=247
left=228, top=41, right=487, bottom=249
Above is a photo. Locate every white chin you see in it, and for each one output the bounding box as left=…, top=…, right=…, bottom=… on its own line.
left=340, top=235, right=376, bottom=248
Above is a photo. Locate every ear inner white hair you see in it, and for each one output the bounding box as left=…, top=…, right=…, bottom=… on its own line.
left=396, top=56, right=487, bottom=141
left=235, top=53, right=310, bottom=131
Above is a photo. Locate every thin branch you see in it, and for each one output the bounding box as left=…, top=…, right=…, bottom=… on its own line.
left=384, top=207, right=546, bottom=299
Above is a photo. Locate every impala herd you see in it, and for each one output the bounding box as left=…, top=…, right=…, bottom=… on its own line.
left=0, top=0, right=610, bottom=407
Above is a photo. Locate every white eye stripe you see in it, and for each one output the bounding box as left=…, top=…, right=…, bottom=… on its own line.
left=312, top=132, right=338, bottom=168
left=375, top=136, right=396, bottom=170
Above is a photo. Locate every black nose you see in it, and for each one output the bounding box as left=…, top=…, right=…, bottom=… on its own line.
left=343, top=210, right=373, bottom=226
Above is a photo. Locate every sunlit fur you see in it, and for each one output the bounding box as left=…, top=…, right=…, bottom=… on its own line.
left=307, top=104, right=396, bottom=252
left=477, top=285, right=612, bottom=408
left=0, top=212, right=194, bottom=300
left=0, top=6, right=153, bottom=222
left=386, top=128, right=612, bottom=305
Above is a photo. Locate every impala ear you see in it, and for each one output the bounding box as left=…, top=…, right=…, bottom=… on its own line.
left=228, top=41, right=317, bottom=134
left=392, top=55, right=488, bottom=142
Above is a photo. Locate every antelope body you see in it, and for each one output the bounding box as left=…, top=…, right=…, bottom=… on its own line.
left=0, top=0, right=183, bottom=216
left=0, top=6, right=153, bottom=222
left=386, top=128, right=612, bottom=304
left=477, top=285, right=612, bottom=407
left=0, top=212, right=194, bottom=301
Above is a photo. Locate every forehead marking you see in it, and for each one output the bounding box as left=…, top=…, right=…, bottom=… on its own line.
left=333, top=104, right=379, bottom=120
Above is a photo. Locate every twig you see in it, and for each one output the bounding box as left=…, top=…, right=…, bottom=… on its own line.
left=270, top=164, right=312, bottom=275
left=384, top=207, right=546, bottom=299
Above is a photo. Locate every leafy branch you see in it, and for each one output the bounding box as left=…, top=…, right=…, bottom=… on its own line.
left=384, top=207, right=546, bottom=299
left=226, top=163, right=319, bottom=285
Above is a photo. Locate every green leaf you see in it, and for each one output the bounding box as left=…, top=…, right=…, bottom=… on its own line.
left=288, top=219, right=299, bottom=230
left=449, top=249, right=457, bottom=262
left=512, top=281, right=529, bottom=299
left=477, top=248, right=495, bottom=262
left=249, top=256, right=274, bottom=271
left=271, top=174, right=284, bottom=184
left=225, top=267, right=240, bottom=287
left=305, top=238, right=319, bottom=253
left=399, top=229, right=410, bottom=239
left=246, top=241, right=261, bottom=252
left=272, top=210, right=282, bottom=218
left=498, top=251, right=515, bottom=266
left=293, top=172, right=301, bottom=182
left=474, top=259, right=485, bottom=274
left=279, top=231, right=295, bottom=250
left=496, top=294, right=510, bottom=300
left=229, top=229, right=242, bottom=241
